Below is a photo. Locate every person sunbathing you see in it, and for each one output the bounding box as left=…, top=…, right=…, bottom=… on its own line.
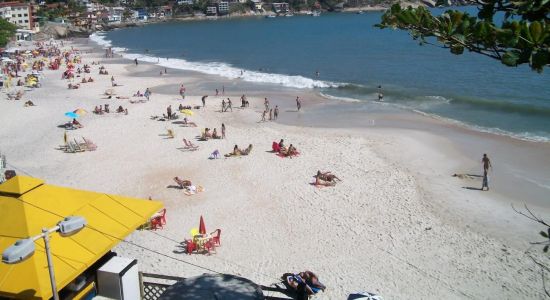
left=225, top=145, right=242, bottom=157
left=88, top=77, right=94, bottom=82
left=204, top=128, right=212, bottom=139
left=116, top=106, right=125, bottom=113
left=93, top=106, right=102, bottom=114
left=116, top=96, right=129, bottom=99
left=24, top=100, right=35, bottom=107
left=212, top=128, right=219, bottom=139
left=278, top=139, right=286, bottom=153
left=316, top=171, right=341, bottom=182
left=182, top=118, right=197, bottom=127
left=81, top=78, right=87, bottom=83
left=315, top=171, right=341, bottom=186
left=173, top=177, right=192, bottom=189
left=72, top=118, right=83, bottom=128
left=284, top=144, right=298, bottom=158
left=286, top=271, right=326, bottom=296
left=241, top=144, right=253, bottom=155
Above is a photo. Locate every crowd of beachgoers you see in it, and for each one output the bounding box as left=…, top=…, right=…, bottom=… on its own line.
left=1, top=38, right=549, bottom=299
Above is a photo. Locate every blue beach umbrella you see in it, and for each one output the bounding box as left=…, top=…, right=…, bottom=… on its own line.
left=65, top=112, right=79, bottom=118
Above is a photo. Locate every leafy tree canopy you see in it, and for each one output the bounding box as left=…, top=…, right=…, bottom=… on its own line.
left=0, top=18, right=17, bottom=47
left=377, top=0, right=550, bottom=72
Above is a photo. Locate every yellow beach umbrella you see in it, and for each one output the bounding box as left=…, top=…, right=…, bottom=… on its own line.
left=180, top=109, right=193, bottom=116
left=190, top=228, right=199, bottom=237
left=73, top=108, right=87, bottom=115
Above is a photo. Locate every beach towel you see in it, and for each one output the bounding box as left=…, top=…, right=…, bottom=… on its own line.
left=184, top=185, right=205, bottom=196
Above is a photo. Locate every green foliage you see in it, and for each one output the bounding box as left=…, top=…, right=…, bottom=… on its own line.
left=377, top=1, right=550, bottom=72
left=0, top=18, right=17, bottom=47
left=229, top=3, right=249, bottom=14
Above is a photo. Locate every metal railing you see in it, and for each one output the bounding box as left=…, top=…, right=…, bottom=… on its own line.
left=139, top=272, right=185, bottom=300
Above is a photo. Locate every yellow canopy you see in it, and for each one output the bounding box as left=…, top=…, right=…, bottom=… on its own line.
left=0, top=176, right=163, bottom=299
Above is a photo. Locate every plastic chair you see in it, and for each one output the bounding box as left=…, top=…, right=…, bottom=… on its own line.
left=210, top=229, right=221, bottom=246
left=186, top=239, right=196, bottom=255
left=150, top=209, right=166, bottom=230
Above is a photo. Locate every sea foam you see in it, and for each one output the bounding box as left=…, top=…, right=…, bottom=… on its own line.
left=90, top=32, right=338, bottom=89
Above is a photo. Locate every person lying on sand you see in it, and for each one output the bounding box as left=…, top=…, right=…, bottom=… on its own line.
left=286, top=271, right=326, bottom=296
left=315, top=171, right=341, bottom=186
left=116, top=96, right=129, bottom=99
left=24, top=100, right=35, bottom=107
left=241, top=144, right=253, bottom=155
left=182, top=118, right=197, bottom=127
left=225, top=145, right=242, bottom=157
left=174, top=177, right=192, bottom=189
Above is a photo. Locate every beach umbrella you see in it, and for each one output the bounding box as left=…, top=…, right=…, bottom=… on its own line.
left=199, top=215, right=206, bottom=235
left=73, top=108, right=87, bottom=115
left=65, top=112, right=79, bottom=118
left=180, top=109, right=193, bottom=116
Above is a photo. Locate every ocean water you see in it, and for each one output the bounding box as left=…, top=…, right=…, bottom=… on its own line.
left=92, top=10, right=550, bottom=141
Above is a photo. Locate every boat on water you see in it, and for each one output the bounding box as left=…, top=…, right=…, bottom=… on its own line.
left=312, top=10, right=321, bottom=16
left=356, top=10, right=364, bottom=14
left=285, top=13, right=294, bottom=17
left=265, top=14, right=276, bottom=18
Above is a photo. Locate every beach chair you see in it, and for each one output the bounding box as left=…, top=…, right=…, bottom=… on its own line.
left=73, top=139, right=86, bottom=152
left=183, top=139, right=199, bottom=150
left=210, top=229, right=221, bottom=246
left=150, top=209, right=166, bottom=230
left=82, top=137, right=97, bottom=151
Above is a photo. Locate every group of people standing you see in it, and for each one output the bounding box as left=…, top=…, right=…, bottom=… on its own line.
left=261, top=98, right=280, bottom=122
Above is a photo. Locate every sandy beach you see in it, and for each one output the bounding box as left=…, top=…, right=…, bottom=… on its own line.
left=1, top=38, right=550, bottom=299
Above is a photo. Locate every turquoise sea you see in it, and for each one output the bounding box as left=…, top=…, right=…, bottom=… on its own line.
left=92, top=10, right=550, bottom=141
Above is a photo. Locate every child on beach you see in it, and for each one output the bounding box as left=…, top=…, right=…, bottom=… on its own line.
left=261, top=111, right=267, bottom=122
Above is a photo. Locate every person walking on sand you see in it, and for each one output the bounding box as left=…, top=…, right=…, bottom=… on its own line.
left=296, top=96, right=301, bottom=111
left=179, top=84, right=186, bottom=99
left=202, top=95, right=208, bottom=108
left=215, top=88, right=219, bottom=96
left=221, top=123, right=226, bottom=139
left=264, top=98, right=269, bottom=111
left=227, top=98, right=233, bottom=112
left=482, top=153, right=492, bottom=173
left=274, top=105, right=279, bottom=120
left=269, top=108, right=273, bottom=121
left=144, top=88, right=151, bottom=101
left=222, top=99, right=226, bottom=112
left=111, top=76, right=115, bottom=86
left=222, top=85, right=225, bottom=95
left=481, top=170, right=489, bottom=191
left=261, top=110, right=266, bottom=122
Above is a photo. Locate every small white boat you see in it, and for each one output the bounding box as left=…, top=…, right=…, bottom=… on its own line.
left=285, top=13, right=294, bottom=17
left=312, top=10, right=321, bottom=17
left=356, top=11, right=364, bottom=14
left=265, top=15, right=276, bottom=18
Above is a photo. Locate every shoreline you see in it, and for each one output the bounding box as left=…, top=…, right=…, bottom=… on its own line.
left=1, top=37, right=549, bottom=298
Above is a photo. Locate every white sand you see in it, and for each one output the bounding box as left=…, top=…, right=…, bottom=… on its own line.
left=1, top=39, right=549, bottom=299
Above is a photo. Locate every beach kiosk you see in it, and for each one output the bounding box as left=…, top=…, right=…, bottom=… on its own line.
left=0, top=176, right=163, bottom=299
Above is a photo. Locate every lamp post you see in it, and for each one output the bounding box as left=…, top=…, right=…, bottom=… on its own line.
left=2, top=216, right=87, bottom=300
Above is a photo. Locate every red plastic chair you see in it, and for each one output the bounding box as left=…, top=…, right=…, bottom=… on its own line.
left=204, top=240, right=215, bottom=254
left=210, top=229, right=221, bottom=246
left=150, top=209, right=167, bottom=230
left=186, top=240, right=196, bottom=255
left=272, top=142, right=281, bottom=153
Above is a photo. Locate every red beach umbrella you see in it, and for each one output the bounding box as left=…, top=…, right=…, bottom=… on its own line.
left=199, top=215, right=206, bottom=235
